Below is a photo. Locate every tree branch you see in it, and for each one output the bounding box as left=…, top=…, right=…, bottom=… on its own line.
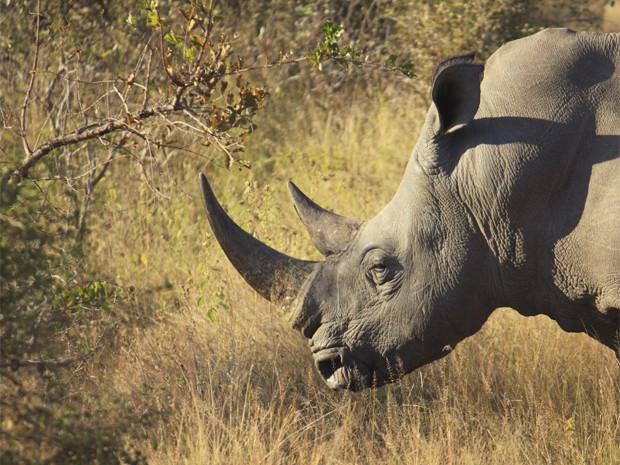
left=2, top=103, right=177, bottom=182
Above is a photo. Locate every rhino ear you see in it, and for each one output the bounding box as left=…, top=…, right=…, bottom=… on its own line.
left=431, top=54, right=484, bottom=133
left=287, top=181, right=363, bottom=256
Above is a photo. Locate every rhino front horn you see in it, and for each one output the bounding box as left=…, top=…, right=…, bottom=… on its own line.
left=287, top=181, right=364, bottom=256
left=200, top=173, right=317, bottom=303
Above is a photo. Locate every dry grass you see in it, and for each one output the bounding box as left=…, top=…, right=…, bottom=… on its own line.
left=112, top=304, right=618, bottom=465
left=83, top=91, right=620, bottom=464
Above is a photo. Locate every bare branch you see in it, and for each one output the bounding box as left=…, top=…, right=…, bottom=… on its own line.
left=0, top=329, right=108, bottom=371
left=88, top=149, right=116, bottom=191
left=2, top=103, right=177, bottom=182
left=142, top=49, right=154, bottom=110
left=20, top=0, right=42, bottom=157
left=44, top=64, right=66, bottom=136
left=112, top=82, right=131, bottom=114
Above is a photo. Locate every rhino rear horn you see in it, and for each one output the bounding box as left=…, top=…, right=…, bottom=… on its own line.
left=287, top=181, right=363, bottom=256
left=200, top=173, right=316, bottom=303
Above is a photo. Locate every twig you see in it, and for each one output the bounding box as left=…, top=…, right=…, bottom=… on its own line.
left=112, top=82, right=131, bottom=115
left=189, top=1, right=215, bottom=76
left=44, top=64, right=66, bottom=136
left=88, top=149, right=116, bottom=191
left=142, top=48, right=154, bottom=110
left=0, top=329, right=108, bottom=370
left=36, top=69, right=116, bottom=86
left=20, top=0, right=41, bottom=156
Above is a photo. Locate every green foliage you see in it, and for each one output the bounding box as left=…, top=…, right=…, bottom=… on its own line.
left=309, top=20, right=415, bottom=77
left=1, top=181, right=69, bottom=366
left=223, top=0, right=606, bottom=101
left=309, top=20, right=346, bottom=69
left=0, top=179, right=140, bottom=463
left=378, top=0, right=606, bottom=98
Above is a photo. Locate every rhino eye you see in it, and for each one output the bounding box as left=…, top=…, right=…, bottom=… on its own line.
left=363, top=249, right=401, bottom=287
left=369, top=263, right=388, bottom=285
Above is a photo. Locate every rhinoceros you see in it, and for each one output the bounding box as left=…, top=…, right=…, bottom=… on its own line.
left=200, top=28, right=619, bottom=391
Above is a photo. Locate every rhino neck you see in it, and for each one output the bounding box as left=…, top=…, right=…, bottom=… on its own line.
left=445, top=132, right=552, bottom=316
left=396, top=125, right=537, bottom=339
left=386, top=157, right=504, bottom=340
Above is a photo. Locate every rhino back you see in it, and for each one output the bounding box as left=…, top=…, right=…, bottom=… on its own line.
left=480, top=29, right=619, bottom=124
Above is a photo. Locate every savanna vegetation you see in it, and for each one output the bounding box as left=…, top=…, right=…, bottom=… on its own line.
left=1, top=1, right=618, bottom=464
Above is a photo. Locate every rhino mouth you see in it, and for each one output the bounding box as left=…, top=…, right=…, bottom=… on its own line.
left=313, top=347, right=373, bottom=391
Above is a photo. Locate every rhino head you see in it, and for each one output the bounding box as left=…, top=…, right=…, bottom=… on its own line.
left=200, top=55, right=497, bottom=390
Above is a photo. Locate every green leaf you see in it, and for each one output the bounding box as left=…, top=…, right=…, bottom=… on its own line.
left=327, top=42, right=340, bottom=55
left=145, top=10, right=161, bottom=28
left=190, top=34, right=204, bottom=47
left=309, top=48, right=322, bottom=67
left=206, top=307, right=217, bottom=322
left=398, top=63, right=415, bottom=78
left=184, top=46, right=197, bottom=60
left=164, top=32, right=184, bottom=48
left=343, top=45, right=357, bottom=59
left=126, top=13, right=136, bottom=29
left=322, top=21, right=344, bottom=41
left=386, top=54, right=398, bottom=66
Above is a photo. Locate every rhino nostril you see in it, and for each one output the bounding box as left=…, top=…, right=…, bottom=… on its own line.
left=316, top=353, right=343, bottom=380
left=301, top=319, right=321, bottom=339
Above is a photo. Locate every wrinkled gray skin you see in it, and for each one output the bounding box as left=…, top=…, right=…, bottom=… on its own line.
left=200, top=29, right=620, bottom=391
